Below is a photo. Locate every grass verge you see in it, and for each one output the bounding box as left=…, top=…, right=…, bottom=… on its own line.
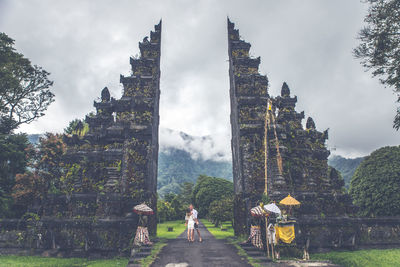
left=0, top=255, right=128, bottom=267
left=312, top=248, right=400, bottom=267
left=202, top=220, right=234, bottom=239
left=157, top=220, right=186, bottom=239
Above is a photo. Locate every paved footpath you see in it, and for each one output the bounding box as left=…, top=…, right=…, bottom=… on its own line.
left=150, top=221, right=252, bottom=267
left=150, top=222, right=342, bottom=267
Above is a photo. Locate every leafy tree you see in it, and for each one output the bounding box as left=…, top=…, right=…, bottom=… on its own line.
left=180, top=182, right=193, bottom=204
left=164, top=193, right=177, bottom=203
left=0, top=134, right=32, bottom=192
left=12, top=172, right=44, bottom=207
left=64, top=118, right=89, bottom=136
left=12, top=133, right=65, bottom=215
left=349, top=146, right=400, bottom=217
left=0, top=33, right=54, bottom=134
left=35, top=133, right=65, bottom=193
left=209, top=197, right=233, bottom=227
left=157, top=192, right=188, bottom=222
left=157, top=199, right=174, bottom=223
left=0, top=133, right=32, bottom=217
left=170, top=195, right=185, bottom=220
left=353, top=0, right=400, bottom=129
left=192, top=175, right=234, bottom=217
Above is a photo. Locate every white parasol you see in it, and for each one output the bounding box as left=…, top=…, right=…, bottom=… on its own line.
left=264, top=203, right=281, bottom=214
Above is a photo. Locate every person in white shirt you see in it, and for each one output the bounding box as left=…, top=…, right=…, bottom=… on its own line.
left=189, top=204, right=202, bottom=242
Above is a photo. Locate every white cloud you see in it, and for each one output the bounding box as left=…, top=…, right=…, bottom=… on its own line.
left=1, top=0, right=398, bottom=159
left=159, top=128, right=231, bottom=162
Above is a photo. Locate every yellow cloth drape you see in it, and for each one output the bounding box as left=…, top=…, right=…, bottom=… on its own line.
left=275, top=225, right=295, bottom=244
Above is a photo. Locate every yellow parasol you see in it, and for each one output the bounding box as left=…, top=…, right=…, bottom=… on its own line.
left=279, top=194, right=300, bottom=206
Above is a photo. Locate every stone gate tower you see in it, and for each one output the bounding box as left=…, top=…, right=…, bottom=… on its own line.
left=35, top=21, right=162, bottom=254
left=227, top=18, right=269, bottom=235
left=228, top=19, right=353, bottom=236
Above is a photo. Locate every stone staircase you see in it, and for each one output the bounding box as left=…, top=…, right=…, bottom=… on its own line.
left=239, top=243, right=272, bottom=264
left=126, top=244, right=153, bottom=267
left=104, top=167, right=120, bottom=192
left=239, top=243, right=342, bottom=267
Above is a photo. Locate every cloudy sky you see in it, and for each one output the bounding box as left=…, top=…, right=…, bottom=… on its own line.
left=1, top=0, right=398, bottom=159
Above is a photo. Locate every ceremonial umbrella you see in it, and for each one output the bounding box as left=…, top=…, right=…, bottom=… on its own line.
left=133, top=203, right=154, bottom=215
left=264, top=203, right=281, bottom=214
left=279, top=194, right=300, bottom=206
left=250, top=206, right=265, bottom=217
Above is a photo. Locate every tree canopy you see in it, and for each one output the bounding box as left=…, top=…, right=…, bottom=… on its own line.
left=12, top=133, right=65, bottom=214
left=192, top=175, right=233, bottom=217
left=349, top=146, right=400, bottom=217
left=0, top=133, right=32, bottom=217
left=209, top=197, right=233, bottom=227
left=353, top=0, right=400, bottom=130
left=0, top=32, right=54, bottom=133
left=64, top=118, right=89, bottom=136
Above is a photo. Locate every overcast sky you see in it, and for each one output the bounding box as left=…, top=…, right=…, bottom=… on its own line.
left=1, top=0, right=398, bottom=159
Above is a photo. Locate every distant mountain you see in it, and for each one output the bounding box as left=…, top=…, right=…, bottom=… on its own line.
left=157, top=148, right=233, bottom=197
left=328, top=155, right=364, bottom=188
left=27, top=134, right=43, bottom=145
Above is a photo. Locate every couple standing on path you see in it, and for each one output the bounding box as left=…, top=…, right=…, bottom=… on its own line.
left=185, top=204, right=202, bottom=243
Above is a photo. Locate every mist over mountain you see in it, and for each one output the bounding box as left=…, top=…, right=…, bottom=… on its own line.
left=157, top=128, right=233, bottom=196
left=159, top=128, right=231, bottom=162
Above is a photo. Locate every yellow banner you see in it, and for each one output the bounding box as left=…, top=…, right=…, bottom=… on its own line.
left=275, top=225, right=295, bottom=244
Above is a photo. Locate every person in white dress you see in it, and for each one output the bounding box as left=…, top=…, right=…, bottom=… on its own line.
left=185, top=209, right=195, bottom=242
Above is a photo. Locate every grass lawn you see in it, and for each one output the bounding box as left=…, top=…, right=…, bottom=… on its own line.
left=0, top=255, right=128, bottom=267
left=0, top=221, right=186, bottom=267
left=312, top=248, right=400, bottom=267
left=203, top=220, right=234, bottom=239
left=157, top=220, right=186, bottom=239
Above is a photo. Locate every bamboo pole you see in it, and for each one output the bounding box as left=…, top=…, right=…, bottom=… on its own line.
left=265, top=216, right=270, bottom=258
left=270, top=224, right=275, bottom=260
left=264, top=106, right=269, bottom=194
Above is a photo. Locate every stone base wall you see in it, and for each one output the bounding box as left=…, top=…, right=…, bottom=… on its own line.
left=293, top=216, right=400, bottom=252
left=0, top=218, right=138, bottom=257
left=0, top=217, right=398, bottom=257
